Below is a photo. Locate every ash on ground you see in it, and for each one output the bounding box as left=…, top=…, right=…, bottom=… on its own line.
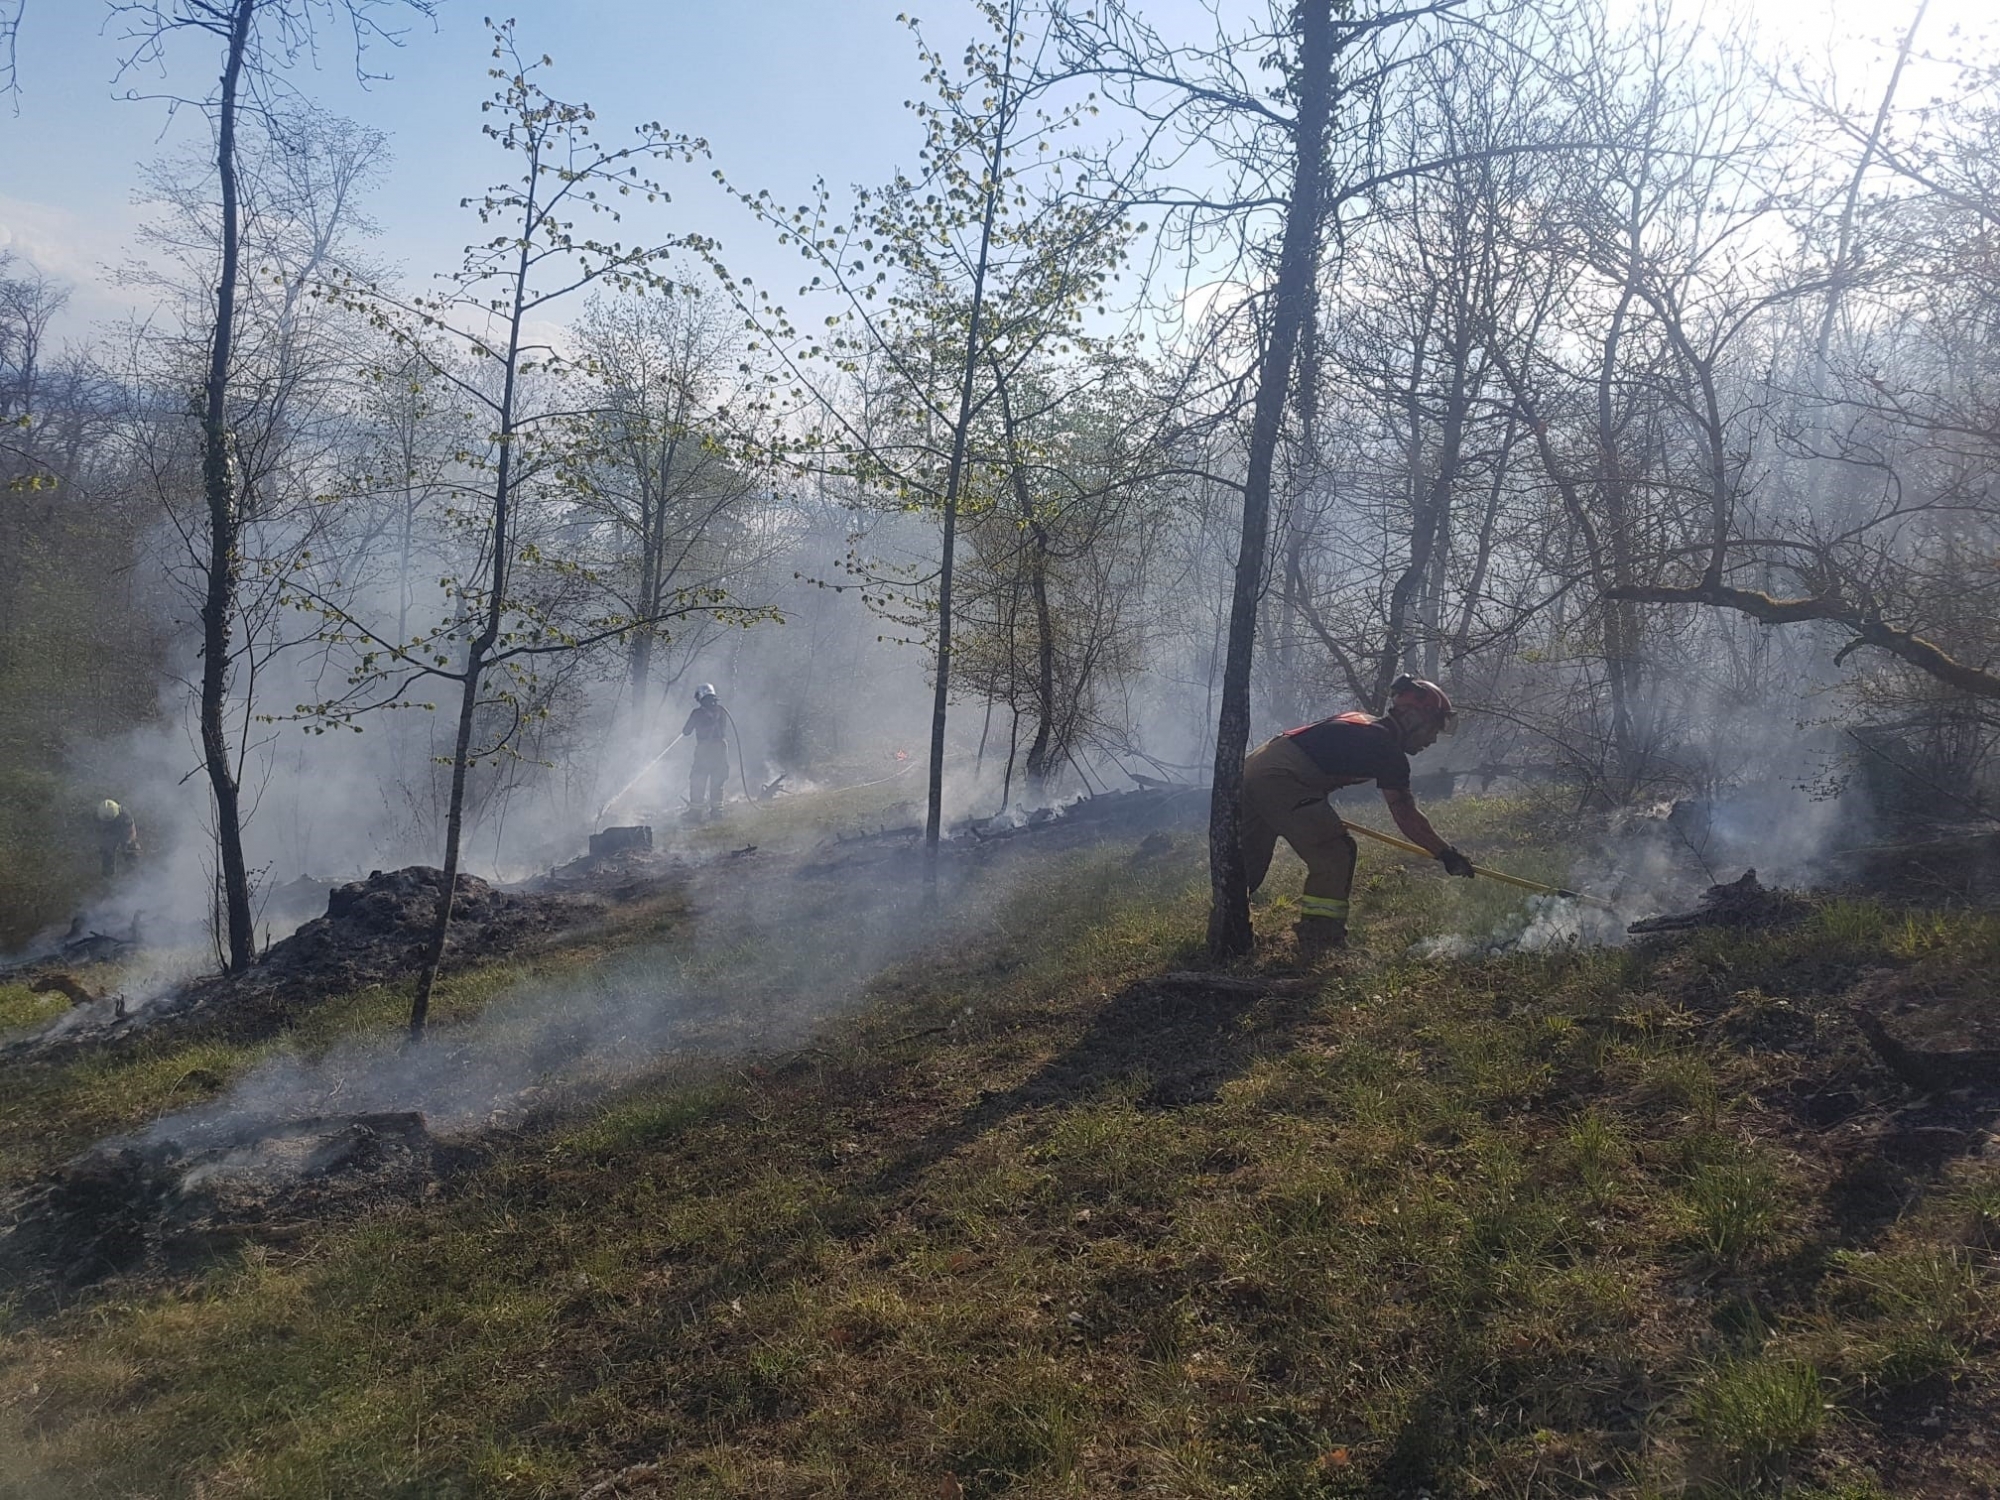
left=797, top=784, right=1204, bottom=879
left=0, top=1109, right=450, bottom=1301
left=5, top=866, right=607, bottom=1057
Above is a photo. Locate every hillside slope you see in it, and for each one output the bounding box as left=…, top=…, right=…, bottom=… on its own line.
left=1, top=802, right=1996, bottom=1498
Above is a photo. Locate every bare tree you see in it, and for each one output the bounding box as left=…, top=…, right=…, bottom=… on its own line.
left=1606, top=8, right=2000, bottom=709
left=0, top=0, right=22, bottom=102
left=568, top=290, right=766, bottom=732
left=109, top=0, right=435, bottom=970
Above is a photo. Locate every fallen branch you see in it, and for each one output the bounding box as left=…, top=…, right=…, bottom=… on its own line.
left=1851, top=1006, right=2000, bottom=1092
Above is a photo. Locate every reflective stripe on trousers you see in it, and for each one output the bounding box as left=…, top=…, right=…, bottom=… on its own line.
left=1298, top=895, right=1349, bottom=921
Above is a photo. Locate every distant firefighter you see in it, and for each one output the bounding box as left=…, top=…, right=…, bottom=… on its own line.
left=682, top=684, right=730, bottom=816
left=93, top=798, right=141, bottom=878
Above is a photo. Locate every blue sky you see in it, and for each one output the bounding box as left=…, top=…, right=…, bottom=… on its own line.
left=0, top=0, right=1984, bottom=341
left=1, top=0, right=928, bottom=332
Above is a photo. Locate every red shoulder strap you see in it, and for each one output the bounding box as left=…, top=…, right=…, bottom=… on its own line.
left=1285, top=711, right=1378, bottom=737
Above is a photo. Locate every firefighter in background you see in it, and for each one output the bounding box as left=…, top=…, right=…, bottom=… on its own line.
left=94, top=799, right=141, bottom=878
left=1241, top=675, right=1474, bottom=956
left=682, top=684, right=730, bottom=817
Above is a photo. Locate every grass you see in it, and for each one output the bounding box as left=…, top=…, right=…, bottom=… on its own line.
left=0, top=982, right=66, bottom=1036
left=1684, top=1153, right=1783, bottom=1267
left=1827, top=1246, right=1985, bottom=1392
left=1691, top=1354, right=1828, bottom=1486
left=0, top=800, right=1995, bottom=1497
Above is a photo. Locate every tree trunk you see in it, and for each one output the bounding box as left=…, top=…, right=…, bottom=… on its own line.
left=924, top=22, right=1016, bottom=880
left=408, top=633, right=486, bottom=1039
left=1377, top=334, right=1470, bottom=702
left=626, top=419, right=682, bottom=725
left=1001, top=704, right=1021, bottom=812
left=1449, top=412, right=1514, bottom=661
left=1206, top=0, right=1335, bottom=960
left=995, top=359, right=1060, bottom=797
left=198, top=0, right=257, bottom=974
left=628, top=480, right=658, bottom=710
left=1023, top=521, right=1057, bottom=795
left=1271, top=298, right=1321, bottom=731
left=407, top=213, right=534, bottom=1042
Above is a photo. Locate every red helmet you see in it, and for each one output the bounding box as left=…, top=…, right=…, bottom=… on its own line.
left=1389, top=674, right=1456, bottom=734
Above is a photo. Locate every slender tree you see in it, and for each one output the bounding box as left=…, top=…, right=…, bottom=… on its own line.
left=715, top=0, right=1131, bottom=877
left=310, top=25, right=741, bottom=1038
left=110, top=0, right=435, bottom=970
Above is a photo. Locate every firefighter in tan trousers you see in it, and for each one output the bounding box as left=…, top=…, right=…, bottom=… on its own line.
left=1242, top=675, right=1474, bottom=955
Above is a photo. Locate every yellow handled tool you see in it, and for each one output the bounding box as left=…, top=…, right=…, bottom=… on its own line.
left=1345, top=821, right=1618, bottom=911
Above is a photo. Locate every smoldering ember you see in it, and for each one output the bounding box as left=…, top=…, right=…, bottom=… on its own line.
left=2, top=1, right=1998, bottom=1495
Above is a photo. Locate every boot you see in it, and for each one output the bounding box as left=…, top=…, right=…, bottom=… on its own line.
left=1293, top=915, right=1348, bottom=958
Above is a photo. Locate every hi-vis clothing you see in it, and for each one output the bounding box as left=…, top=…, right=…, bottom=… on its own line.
left=1241, top=713, right=1408, bottom=922
left=682, top=700, right=729, bottom=808
left=95, top=804, right=140, bottom=879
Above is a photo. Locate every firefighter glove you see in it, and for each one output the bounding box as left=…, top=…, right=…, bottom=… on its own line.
left=1437, top=846, right=1475, bottom=879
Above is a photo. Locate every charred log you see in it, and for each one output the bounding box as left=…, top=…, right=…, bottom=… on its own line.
left=1628, top=870, right=1812, bottom=935
left=1851, top=1006, right=2000, bottom=1093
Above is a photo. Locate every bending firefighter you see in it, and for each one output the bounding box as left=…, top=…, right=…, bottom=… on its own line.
left=682, top=684, right=730, bottom=817
left=1242, top=675, right=1473, bottom=956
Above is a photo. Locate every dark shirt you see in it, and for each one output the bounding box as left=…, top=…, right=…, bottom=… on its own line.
left=95, top=809, right=139, bottom=850
left=682, top=701, right=727, bottom=743
left=1283, top=712, right=1411, bottom=791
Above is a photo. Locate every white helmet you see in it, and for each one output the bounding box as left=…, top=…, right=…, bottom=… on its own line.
left=695, top=683, right=718, bottom=703
left=97, top=799, right=122, bottom=822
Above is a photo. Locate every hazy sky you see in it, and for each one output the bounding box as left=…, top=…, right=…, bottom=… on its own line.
left=1, top=0, right=925, bottom=331
left=0, top=0, right=1979, bottom=341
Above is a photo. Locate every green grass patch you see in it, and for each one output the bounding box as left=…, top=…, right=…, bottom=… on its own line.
left=0, top=981, right=66, bottom=1036
left=1690, top=1354, right=1829, bottom=1487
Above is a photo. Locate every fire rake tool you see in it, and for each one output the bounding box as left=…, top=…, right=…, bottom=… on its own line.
left=1344, top=821, right=1618, bottom=911
left=594, top=733, right=684, bottom=824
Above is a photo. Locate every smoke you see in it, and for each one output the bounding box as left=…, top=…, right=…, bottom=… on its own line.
left=1413, top=749, right=1868, bottom=961
left=135, top=837, right=1035, bottom=1153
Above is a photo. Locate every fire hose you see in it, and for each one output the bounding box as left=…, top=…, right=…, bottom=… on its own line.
left=595, top=705, right=766, bottom=827
left=719, top=705, right=764, bottom=814
left=594, top=733, right=684, bottom=824
left=1344, top=821, right=1617, bottom=910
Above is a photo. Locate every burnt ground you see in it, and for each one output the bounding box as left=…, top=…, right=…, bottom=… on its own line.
left=0, top=1111, right=468, bottom=1303
left=0, top=787, right=1209, bottom=1306
left=4, top=785, right=1206, bottom=1067
left=2, top=865, right=647, bottom=1061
